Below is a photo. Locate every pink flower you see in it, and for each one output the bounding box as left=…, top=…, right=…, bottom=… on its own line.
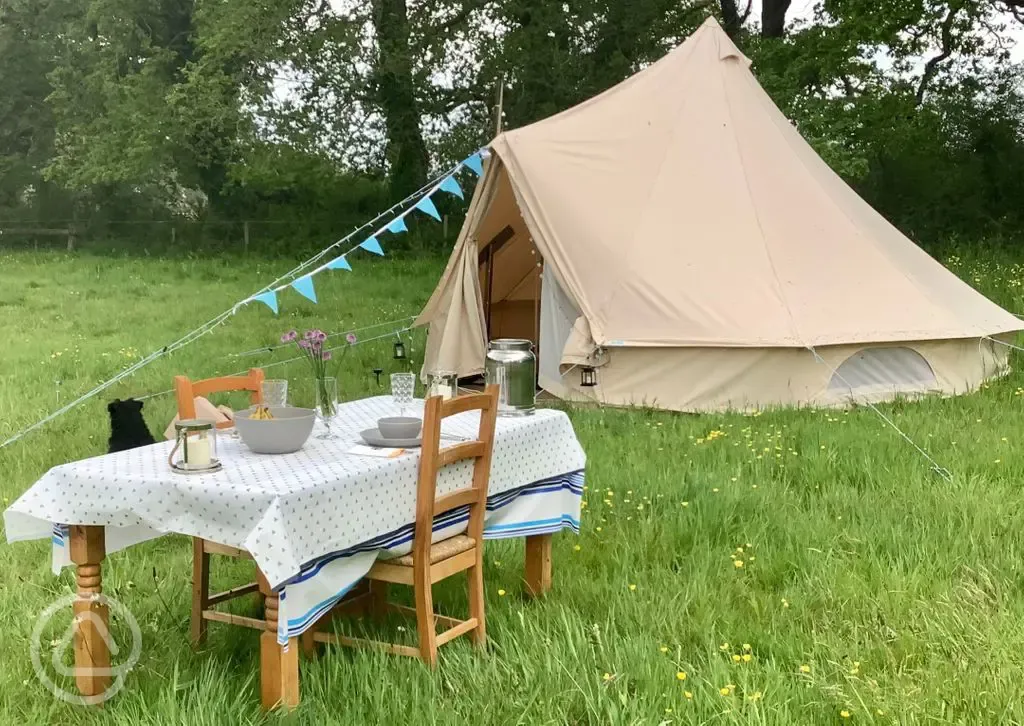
left=346, top=333, right=357, bottom=345
left=280, top=330, right=298, bottom=343
left=303, top=330, right=317, bottom=340
left=321, top=350, right=333, bottom=361
left=316, top=331, right=327, bottom=343
left=298, top=339, right=311, bottom=350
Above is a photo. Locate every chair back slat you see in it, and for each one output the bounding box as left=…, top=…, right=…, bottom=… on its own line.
left=412, top=385, right=499, bottom=568
left=174, top=369, right=265, bottom=424
left=433, top=488, right=480, bottom=516
left=436, top=441, right=487, bottom=469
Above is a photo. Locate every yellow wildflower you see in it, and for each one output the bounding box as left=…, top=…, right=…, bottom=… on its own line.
left=840, top=709, right=851, bottom=718
left=497, top=589, right=506, bottom=596
left=719, top=687, right=731, bottom=696
left=684, top=690, right=693, bottom=699
left=573, top=544, right=581, bottom=552
left=799, top=664, right=811, bottom=674
left=602, top=672, right=612, bottom=681
left=742, top=654, right=752, bottom=663
left=682, top=501, right=689, bottom=507
left=676, top=671, right=687, bottom=681
left=629, top=584, right=637, bottom=591
left=742, top=643, right=752, bottom=652
left=732, top=654, right=741, bottom=663
left=659, top=645, right=668, bottom=654
left=733, top=559, right=744, bottom=568
left=719, top=643, right=730, bottom=651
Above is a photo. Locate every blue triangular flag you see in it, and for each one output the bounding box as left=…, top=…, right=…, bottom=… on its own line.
left=438, top=175, right=464, bottom=199
left=465, top=152, right=483, bottom=176
left=360, top=236, right=384, bottom=256
left=414, top=196, right=441, bottom=221
left=386, top=216, right=407, bottom=234
left=290, top=275, right=317, bottom=304
left=252, top=291, right=278, bottom=314
left=326, top=255, right=351, bottom=271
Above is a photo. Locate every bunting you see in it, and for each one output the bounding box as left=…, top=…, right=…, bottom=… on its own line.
left=414, top=196, right=441, bottom=221
left=359, top=237, right=385, bottom=256
left=253, top=291, right=279, bottom=314
left=291, top=276, right=318, bottom=304
left=438, top=175, right=464, bottom=199
left=326, top=255, right=352, bottom=271
left=465, top=153, right=484, bottom=177
left=243, top=148, right=484, bottom=313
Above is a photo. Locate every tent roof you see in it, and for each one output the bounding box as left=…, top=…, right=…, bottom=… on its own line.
left=482, top=17, right=1021, bottom=348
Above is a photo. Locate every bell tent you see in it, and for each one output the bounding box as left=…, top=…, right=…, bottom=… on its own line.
left=415, top=17, right=1021, bottom=412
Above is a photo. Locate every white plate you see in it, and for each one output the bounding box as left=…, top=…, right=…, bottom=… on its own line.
left=359, top=428, right=422, bottom=448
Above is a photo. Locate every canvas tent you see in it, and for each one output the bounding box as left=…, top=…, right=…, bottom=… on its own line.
left=415, top=17, right=1022, bottom=413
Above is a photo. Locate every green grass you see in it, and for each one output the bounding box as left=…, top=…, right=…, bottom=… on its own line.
left=2, top=249, right=1024, bottom=724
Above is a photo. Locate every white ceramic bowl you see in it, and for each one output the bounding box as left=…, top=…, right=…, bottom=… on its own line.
left=234, top=407, right=315, bottom=454
left=377, top=416, right=422, bottom=439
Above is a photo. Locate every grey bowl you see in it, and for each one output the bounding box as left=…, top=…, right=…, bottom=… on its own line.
left=234, top=407, right=316, bottom=454
left=377, top=416, right=422, bottom=439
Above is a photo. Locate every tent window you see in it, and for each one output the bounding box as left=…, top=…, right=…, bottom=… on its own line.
left=828, top=347, right=936, bottom=393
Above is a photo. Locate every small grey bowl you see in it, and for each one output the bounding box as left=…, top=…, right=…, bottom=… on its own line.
left=235, top=407, right=316, bottom=454
left=377, top=416, right=422, bottom=440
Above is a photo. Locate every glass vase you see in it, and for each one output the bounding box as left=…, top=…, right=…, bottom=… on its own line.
left=314, top=376, right=338, bottom=439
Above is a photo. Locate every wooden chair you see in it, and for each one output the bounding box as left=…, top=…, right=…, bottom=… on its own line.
left=173, top=368, right=265, bottom=645
left=310, top=384, right=499, bottom=667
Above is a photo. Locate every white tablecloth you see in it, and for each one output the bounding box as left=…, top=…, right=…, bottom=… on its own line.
left=5, top=396, right=586, bottom=643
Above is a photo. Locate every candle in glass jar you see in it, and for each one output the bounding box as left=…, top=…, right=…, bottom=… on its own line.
left=186, top=433, right=211, bottom=467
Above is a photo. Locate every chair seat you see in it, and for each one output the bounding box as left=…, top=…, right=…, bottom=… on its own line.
left=393, top=535, right=476, bottom=566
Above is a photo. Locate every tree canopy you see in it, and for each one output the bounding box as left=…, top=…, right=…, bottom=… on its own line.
left=0, top=0, right=1022, bottom=250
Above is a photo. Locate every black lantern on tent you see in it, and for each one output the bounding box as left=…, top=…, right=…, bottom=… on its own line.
left=580, top=366, right=598, bottom=387
left=393, top=337, right=406, bottom=362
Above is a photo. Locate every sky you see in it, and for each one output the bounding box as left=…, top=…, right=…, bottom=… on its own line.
left=751, top=0, right=1024, bottom=62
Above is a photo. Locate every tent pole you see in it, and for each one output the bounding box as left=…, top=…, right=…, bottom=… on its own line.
left=495, top=75, right=505, bottom=136
left=484, top=243, right=494, bottom=336
left=534, top=262, right=542, bottom=378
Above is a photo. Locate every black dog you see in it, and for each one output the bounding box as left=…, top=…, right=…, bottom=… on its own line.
left=107, top=398, right=156, bottom=453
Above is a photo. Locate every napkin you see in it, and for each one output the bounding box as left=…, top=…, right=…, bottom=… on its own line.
left=347, top=444, right=406, bottom=459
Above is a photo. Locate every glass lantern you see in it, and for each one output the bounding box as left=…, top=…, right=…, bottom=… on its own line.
left=428, top=371, right=459, bottom=400
left=168, top=419, right=221, bottom=474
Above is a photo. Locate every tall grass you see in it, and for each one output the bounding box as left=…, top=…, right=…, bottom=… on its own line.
left=1, top=248, right=1023, bottom=724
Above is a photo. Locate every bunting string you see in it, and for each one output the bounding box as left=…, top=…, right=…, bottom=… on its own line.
left=135, top=323, right=420, bottom=402
left=0, top=150, right=485, bottom=449
left=242, top=151, right=482, bottom=314
left=225, top=316, right=418, bottom=359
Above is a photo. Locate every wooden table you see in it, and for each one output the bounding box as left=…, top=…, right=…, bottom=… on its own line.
left=67, top=525, right=553, bottom=707
left=9, top=397, right=582, bottom=709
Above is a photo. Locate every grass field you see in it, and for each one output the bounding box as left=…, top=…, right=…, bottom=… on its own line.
left=2, top=248, right=1024, bottom=725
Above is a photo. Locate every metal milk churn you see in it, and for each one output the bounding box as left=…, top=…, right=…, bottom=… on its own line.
left=484, top=339, right=536, bottom=416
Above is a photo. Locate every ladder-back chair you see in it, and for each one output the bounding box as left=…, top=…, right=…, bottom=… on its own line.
left=311, top=384, right=499, bottom=666
left=174, top=368, right=265, bottom=645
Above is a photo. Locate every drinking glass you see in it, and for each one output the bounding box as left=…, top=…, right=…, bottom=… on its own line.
left=390, top=372, right=415, bottom=415
left=261, top=379, right=289, bottom=408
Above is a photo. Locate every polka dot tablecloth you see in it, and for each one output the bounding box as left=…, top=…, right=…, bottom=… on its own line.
left=4, top=396, right=587, bottom=589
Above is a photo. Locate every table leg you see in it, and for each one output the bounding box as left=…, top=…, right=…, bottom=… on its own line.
left=524, top=534, right=553, bottom=598
left=257, top=571, right=299, bottom=710
left=69, top=525, right=111, bottom=700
